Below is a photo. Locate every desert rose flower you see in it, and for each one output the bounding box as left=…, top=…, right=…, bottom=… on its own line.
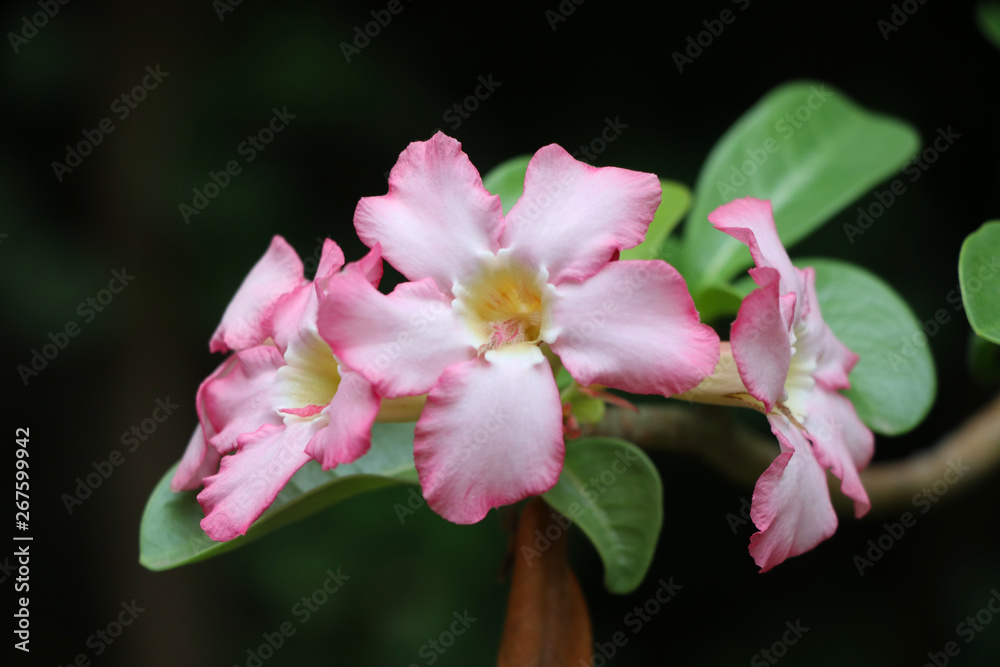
left=171, top=234, right=324, bottom=494
left=708, top=197, right=874, bottom=572
left=320, top=132, right=720, bottom=524
left=171, top=236, right=399, bottom=542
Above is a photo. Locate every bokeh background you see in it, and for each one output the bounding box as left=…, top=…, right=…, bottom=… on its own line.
left=4, top=0, right=999, bottom=665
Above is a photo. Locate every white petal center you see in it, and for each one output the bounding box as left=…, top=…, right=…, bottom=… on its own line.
left=453, top=255, right=553, bottom=355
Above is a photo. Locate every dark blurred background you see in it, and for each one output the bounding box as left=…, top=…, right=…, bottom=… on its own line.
left=4, top=0, right=999, bottom=665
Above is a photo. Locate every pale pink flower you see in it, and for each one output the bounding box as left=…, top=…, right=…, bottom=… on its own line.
left=709, top=197, right=874, bottom=572
left=320, top=132, right=720, bottom=524
left=171, top=236, right=385, bottom=541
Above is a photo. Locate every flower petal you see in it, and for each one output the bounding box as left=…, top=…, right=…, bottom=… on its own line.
left=354, top=132, right=502, bottom=294
left=319, top=269, right=476, bottom=397
left=749, top=416, right=838, bottom=572
left=548, top=260, right=719, bottom=396
left=269, top=284, right=311, bottom=355
left=274, top=328, right=340, bottom=411
left=708, top=198, right=801, bottom=302
left=731, top=266, right=796, bottom=411
left=270, top=240, right=350, bottom=353
left=501, top=145, right=661, bottom=284
left=305, top=368, right=380, bottom=469
left=210, top=236, right=306, bottom=353
left=797, top=267, right=858, bottom=391
left=203, top=345, right=285, bottom=454
left=315, top=238, right=345, bottom=281
left=198, top=420, right=318, bottom=541
left=805, top=388, right=874, bottom=518
left=170, top=357, right=234, bottom=491
left=170, top=424, right=222, bottom=492
left=273, top=242, right=383, bottom=357
left=349, top=242, right=384, bottom=288
left=413, top=346, right=564, bottom=524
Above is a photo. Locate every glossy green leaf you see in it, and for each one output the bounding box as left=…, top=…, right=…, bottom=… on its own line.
left=683, top=81, right=920, bottom=294
left=482, top=155, right=531, bottom=214
left=543, top=438, right=662, bottom=594
left=621, top=180, right=691, bottom=260
left=800, top=258, right=936, bottom=435
left=978, top=3, right=1000, bottom=49
left=140, top=423, right=418, bottom=571
left=959, top=221, right=1000, bottom=344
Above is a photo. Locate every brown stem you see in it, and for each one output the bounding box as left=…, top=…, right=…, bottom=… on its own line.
left=498, top=499, right=592, bottom=666
left=584, top=394, right=1000, bottom=516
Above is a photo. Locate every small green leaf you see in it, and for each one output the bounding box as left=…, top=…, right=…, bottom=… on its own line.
left=693, top=283, right=745, bottom=326
left=978, top=3, right=1000, bottom=49
left=555, top=366, right=574, bottom=392
left=543, top=438, right=662, bottom=594
left=567, top=390, right=606, bottom=424
left=482, top=155, right=531, bottom=214
left=683, top=81, right=920, bottom=294
left=621, top=180, right=691, bottom=260
left=800, top=258, right=936, bottom=435
left=140, top=423, right=418, bottom=571
left=959, top=221, right=1000, bottom=344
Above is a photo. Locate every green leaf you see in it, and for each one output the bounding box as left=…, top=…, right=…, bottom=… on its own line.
left=978, top=3, right=1000, bottom=49
left=543, top=438, right=662, bottom=594
left=140, top=423, right=418, bottom=571
left=959, top=221, right=1000, bottom=344
left=683, top=81, right=920, bottom=294
left=800, top=258, right=936, bottom=435
left=693, top=283, right=745, bottom=326
left=621, top=180, right=691, bottom=260
left=482, top=155, right=531, bottom=214
left=660, top=234, right=683, bottom=265
left=566, top=389, right=606, bottom=424
left=555, top=366, right=574, bottom=392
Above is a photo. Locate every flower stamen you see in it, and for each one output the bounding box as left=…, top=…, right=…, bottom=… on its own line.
left=457, top=257, right=548, bottom=355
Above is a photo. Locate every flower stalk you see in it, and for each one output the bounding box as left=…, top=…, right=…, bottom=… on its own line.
left=674, top=342, right=765, bottom=412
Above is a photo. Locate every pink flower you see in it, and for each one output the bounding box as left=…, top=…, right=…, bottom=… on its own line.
left=709, top=197, right=874, bottom=572
left=320, top=132, right=720, bottom=524
left=171, top=236, right=386, bottom=541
